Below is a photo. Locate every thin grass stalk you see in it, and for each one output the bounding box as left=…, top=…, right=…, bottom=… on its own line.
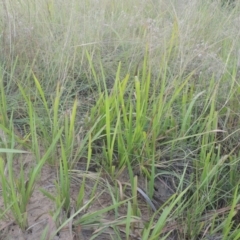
left=75, top=198, right=129, bottom=226
left=180, top=91, right=205, bottom=136
left=223, top=185, right=240, bottom=239
left=132, top=176, right=138, bottom=216
left=32, top=73, right=51, bottom=119
left=53, top=82, right=61, bottom=137
left=62, top=98, right=78, bottom=169
left=25, top=127, right=63, bottom=198
left=125, top=201, right=132, bottom=240
left=0, top=74, right=8, bottom=127
left=76, top=133, right=92, bottom=208
left=18, top=84, right=40, bottom=161
left=59, top=139, right=71, bottom=213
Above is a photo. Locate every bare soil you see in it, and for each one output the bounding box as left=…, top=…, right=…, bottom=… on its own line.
left=0, top=148, right=173, bottom=239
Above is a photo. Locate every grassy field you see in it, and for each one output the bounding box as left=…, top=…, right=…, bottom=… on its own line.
left=1, top=0, right=240, bottom=239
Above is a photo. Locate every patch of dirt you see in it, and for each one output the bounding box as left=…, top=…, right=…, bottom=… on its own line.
left=0, top=147, right=174, bottom=239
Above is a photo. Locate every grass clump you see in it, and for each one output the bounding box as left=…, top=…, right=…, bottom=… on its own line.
left=1, top=0, right=240, bottom=239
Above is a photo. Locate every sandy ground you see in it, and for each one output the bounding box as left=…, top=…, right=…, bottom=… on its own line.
left=0, top=149, right=173, bottom=240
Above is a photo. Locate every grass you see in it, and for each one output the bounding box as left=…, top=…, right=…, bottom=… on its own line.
left=1, top=0, right=240, bottom=239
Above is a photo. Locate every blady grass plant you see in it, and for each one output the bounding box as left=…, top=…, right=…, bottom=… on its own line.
left=1, top=0, right=240, bottom=239
left=85, top=52, right=240, bottom=239
left=86, top=45, right=193, bottom=175
left=0, top=120, right=63, bottom=230
left=0, top=75, right=61, bottom=229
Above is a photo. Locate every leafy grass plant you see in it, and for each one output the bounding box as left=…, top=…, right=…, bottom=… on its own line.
left=1, top=0, right=240, bottom=239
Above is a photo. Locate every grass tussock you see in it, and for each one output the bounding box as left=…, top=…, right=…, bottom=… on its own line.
left=1, top=0, right=240, bottom=239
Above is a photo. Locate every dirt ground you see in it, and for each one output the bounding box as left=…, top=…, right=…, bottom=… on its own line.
left=0, top=148, right=173, bottom=240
